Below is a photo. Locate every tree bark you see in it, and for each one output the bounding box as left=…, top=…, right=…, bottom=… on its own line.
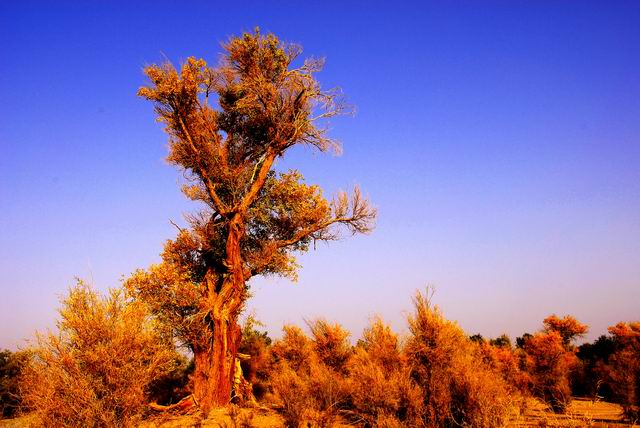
left=192, top=215, right=245, bottom=414
left=192, top=316, right=240, bottom=414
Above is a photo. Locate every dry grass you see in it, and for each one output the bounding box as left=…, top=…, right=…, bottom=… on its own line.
left=508, top=397, right=634, bottom=427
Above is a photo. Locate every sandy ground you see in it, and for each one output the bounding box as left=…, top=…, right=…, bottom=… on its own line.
left=508, top=397, right=635, bottom=427
left=1, top=398, right=636, bottom=427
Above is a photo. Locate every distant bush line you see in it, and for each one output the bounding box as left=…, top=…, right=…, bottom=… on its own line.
left=1, top=284, right=638, bottom=426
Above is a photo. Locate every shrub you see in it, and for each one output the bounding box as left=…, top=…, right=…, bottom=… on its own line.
left=269, top=323, right=349, bottom=427
left=271, top=325, right=314, bottom=373
left=147, top=354, right=193, bottom=406
left=606, top=322, right=640, bottom=421
left=574, top=335, right=616, bottom=399
left=490, top=334, right=513, bottom=349
left=239, top=315, right=273, bottom=401
left=543, top=315, right=588, bottom=347
left=479, top=341, right=531, bottom=398
left=266, top=294, right=528, bottom=427
left=521, top=314, right=587, bottom=413
left=0, top=349, right=30, bottom=418
left=405, top=291, right=513, bottom=427
left=307, top=319, right=352, bottom=372
left=522, top=331, right=578, bottom=412
left=345, top=318, right=423, bottom=427
left=269, top=361, right=311, bottom=427
left=19, top=282, right=177, bottom=427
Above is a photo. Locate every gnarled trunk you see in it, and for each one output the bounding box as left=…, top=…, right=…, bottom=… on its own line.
left=193, top=216, right=245, bottom=414
left=192, top=314, right=241, bottom=413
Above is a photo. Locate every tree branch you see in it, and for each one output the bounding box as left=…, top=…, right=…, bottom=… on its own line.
left=177, top=116, right=229, bottom=215
left=238, top=149, right=277, bottom=212
left=247, top=187, right=376, bottom=277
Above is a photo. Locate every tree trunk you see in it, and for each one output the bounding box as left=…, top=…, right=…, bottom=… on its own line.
left=192, top=216, right=245, bottom=414
left=192, top=314, right=241, bottom=414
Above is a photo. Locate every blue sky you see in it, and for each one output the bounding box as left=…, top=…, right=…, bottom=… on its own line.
left=1, top=1, right=639, bottom=348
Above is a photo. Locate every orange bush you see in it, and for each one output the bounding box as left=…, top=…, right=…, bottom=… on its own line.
left=267, top=293, right=517, bottom=427
left=345, top=318, right=423, bottom=427
left=479, top=341, right=531, bottom=397
left=269, top=324, right=348, bottom=427
left=543, top=315, right=588, bottom=347
left=406, top=291, right=513, bottom=427
left=522, top=330, right=578, bottom=412
left=19, top=282, right=177, bottom=427
left=307, top=319, right=353, bottom=372
left=606, top=321, right=640, bottom=420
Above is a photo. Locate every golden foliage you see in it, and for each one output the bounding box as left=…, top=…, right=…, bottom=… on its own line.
left=478, top=340, right=531, bottom=398
left=523, top=330, right=579, bottom=413
left=307, top=319, right=352, bottom=372
left=543, top=315, right=589, bottom=347
left=606, top=321, right=640, bottom=420
left=266, top=294, right=514, bottom=427
left=345, top=318, right=423, bottom=427
left=135, top=28, right=376, bottom=407
left=406, top=291, right=514, bottom=427
left=19, top=282, right=177, bottom=427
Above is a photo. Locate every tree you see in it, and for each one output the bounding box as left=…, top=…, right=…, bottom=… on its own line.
left=523, top=330, right=578, bottom=412
left=523, top=314, right=588, bottom=412
left=543, top=314, right=588, bottom=347
left=127, top=30, right=376, bottom=412
left=605, top=322, right=640, bottom=420
left=489, top=334, right=512, bottom=349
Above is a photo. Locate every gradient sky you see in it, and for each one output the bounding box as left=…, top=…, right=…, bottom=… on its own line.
left=1, top=1, right=639, bottom=349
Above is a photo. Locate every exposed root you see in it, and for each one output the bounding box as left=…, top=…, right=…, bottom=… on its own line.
left=149, top=394, right=199, bottom=414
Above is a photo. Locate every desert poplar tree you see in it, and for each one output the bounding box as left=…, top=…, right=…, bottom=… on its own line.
left=127, top=30, right=376, bottom=411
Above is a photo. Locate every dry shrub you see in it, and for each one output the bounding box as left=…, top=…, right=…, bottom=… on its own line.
left=543, top=315, right=588, bottom=346
left=345, top=318, right=423, bottom=427
left=20, top=282, right=177, bottom=427
left=307, top=319, right=352, bottom=372
left=147, top=354, right=193, bottom=406
left=269, top=323, right=349, bottom=427
left=268, top=296, right=515, bottom=427
left=269, top=359, right=347, bottom=428
left=0, top=349, right=30, bottom=418
left=271, top=325, right=314, bottom=373
left=405, top=291, right=513, bottom=427
left=606, top=321, right=640, bottom=421
left=479, top=341, right=531, bottom=398
left=269, top=362, right=308, bottom=427
left=522, top=331, right=578, bottom=413
left=239, top=315, right=273, bottom=401
left=573, top=335, right=616, bottom=399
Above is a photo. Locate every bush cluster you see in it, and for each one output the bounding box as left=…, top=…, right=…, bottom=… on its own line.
left=262, top=292, right=515, bottom=427
left=9, top=284, right=639, bottom=426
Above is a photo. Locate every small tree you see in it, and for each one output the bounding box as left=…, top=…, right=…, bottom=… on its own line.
left=128, top=29, right=376, bottom=411
left=523, top=314, right=587, bottom=412
left=523, top=331, right=577, bottom=412
left=606, top=322, right=640, bottom=420
left=543, top=314, right=588, bottom=347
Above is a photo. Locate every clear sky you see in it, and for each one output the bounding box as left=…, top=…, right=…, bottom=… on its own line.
left=1, top=1, right=639, bottom=349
